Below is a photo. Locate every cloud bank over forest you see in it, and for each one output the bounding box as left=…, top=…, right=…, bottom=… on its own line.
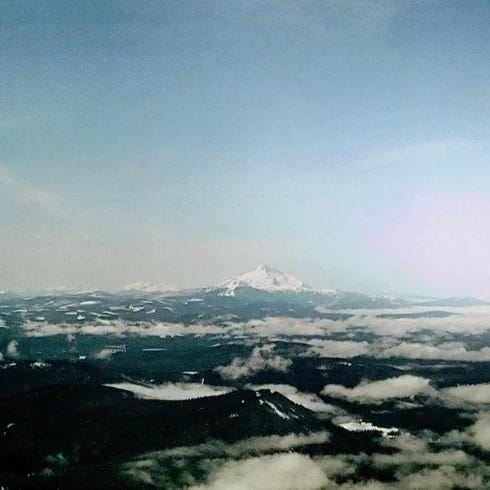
left=18, top=305, right=490, bottom=364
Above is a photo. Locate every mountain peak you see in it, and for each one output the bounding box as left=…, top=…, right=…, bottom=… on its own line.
left=218, top=265, right=308, bottom=296
left=255, top=264, right=275, bottom=273
left=121, top=281, right=176, bottom=294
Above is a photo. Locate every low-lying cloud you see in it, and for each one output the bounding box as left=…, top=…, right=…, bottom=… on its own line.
left=301, top=339, right=371, bottom=358
left=377, top=342, right=490, bottom=362
left=441, top=383, right=490, bottom=405
left=105, top=382, right=233, bottom=401
left=215, top=345, right=292, bottom=380
left=21, top=319, right=225, bottom=338
left=17, top=305, right=490, bottom=365
left=93, top=348, right=119, bottom=360
left=123, top=433, right=331, bottom=489
left=124, top=428, right=490, bottom=489
left=188, top=453, right=329, bottom=490
left=6, top=340, right=19, bottom=359
left=132, top=432, right=329, bottom=461
left=299, top=338, right=490, bottom=362
left=469, top=412, right=490, bottom=450
left=321, top=375, right=435, bottom=403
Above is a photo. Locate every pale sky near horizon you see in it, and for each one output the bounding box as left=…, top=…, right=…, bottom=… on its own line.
left=1, top=1, right=490, bottom=297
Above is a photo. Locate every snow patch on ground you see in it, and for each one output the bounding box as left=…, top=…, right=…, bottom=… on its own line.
left=337, top=419, right=398, bottom=437
left=264, top=401, right=290, bottom=419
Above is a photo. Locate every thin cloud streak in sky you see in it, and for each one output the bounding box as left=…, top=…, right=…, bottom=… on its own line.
left=353, top=138, right=476, bottom=171
left=0, top=165, right=64, bottom=216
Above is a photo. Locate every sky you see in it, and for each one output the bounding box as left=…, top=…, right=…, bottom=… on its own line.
left=1, top=0, right=489, bottom=297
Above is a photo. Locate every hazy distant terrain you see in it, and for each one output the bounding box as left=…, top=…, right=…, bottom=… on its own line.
left=1, top=267, right=489, bottom=489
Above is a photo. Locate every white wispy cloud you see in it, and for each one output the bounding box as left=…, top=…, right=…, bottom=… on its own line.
left=19, top=306, right=490, bottom=364
left=6, top=339, right=19, bottom=359
left=300, top=339, right=371, bottom=358
left=441, top=383, right=490, bottom=405
left=21, top=319, right=225, bottom=338
left=376, top=342, right=490, bottom=362
left=282, top=0, right=413, bottom=40
left=123, top=434, right=332, bottom=489
left=0, top=165, right=64, bottom=216
left=188, top=453, right=330, bottom=490
left=469, top=412, right=490, bottom=451
left=354, top=138, right=475, bottom=172
left=0, top=110, right=35, bottom=130
left=215, top=345, right=292, bottom=380
left=129, top=432, right=329, bottom=461
left=322, top=375, right=434, bottom=403
left=125, top=438, right=488, bottom=490
left=324, top=0, right=419, bottom=34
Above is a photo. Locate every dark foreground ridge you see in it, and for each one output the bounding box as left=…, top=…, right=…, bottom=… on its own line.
left=0, top=384, right=324, bottom=488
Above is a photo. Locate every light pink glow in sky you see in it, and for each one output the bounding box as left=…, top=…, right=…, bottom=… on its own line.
left=374, top=193, right=490, bottom=298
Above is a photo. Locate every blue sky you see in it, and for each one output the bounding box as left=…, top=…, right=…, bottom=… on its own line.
left=1, top=0, right=489, bottom=296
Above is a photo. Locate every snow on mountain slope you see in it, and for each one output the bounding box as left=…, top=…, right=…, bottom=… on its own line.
left=218, top=265, right=311, bottom=296
left=44, top=286, right=103, bottom=296
left=121, top=281, right=177, bottom=293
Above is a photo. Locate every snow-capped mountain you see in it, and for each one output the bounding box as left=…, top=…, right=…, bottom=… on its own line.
left=121, top=281, right=177, bottom=294
left=43, top=286, right=103, bottom=296
left=218, top=265, right=312, bottom=296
